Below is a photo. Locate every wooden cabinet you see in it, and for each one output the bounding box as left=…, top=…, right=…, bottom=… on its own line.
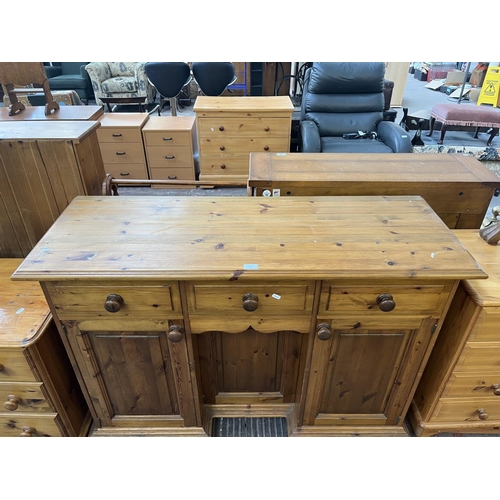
left=409, top=230, right=500, bottom=436
left=97, top=113, right=149, bottom=182
left=0, top=121, right=105, bottom=258
left=193, top=96, right=293, bottom=185
left=12, top=196, right=486, bottom=436
left=142, top=116, right=197, bottom=188
left=0, top=259, right=89, bottom=437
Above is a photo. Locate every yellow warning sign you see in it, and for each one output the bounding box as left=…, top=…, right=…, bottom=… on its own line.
left=477, top=66, right=500, bottom=107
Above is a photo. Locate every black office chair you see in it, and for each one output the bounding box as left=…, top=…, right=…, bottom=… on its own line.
left=144, top=62, right=191, bottom=116
left=192, top=62, right=237, bottom=96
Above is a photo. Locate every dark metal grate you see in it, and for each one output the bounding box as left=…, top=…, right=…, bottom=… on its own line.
left=212, top=417, right=288, bottom=437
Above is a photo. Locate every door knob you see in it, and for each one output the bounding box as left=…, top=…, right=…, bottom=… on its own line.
left=316, top=323, right=333, bottom=341
left=167, top=325, right=184, bottom=343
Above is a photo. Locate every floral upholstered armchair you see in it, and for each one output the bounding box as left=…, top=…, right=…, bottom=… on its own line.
left=85, top=62, right=156, bottom=106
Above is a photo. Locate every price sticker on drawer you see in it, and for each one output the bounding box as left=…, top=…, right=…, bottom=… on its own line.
left=272, top=294, right=281, bottom=300
left=243, top=263, right=259, bottom=270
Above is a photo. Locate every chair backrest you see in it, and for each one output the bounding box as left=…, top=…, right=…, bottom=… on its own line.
left=300, top=62, right=386, bottom=136
left=192, top=62, right=236, bottom=96
left=144, top=62, right=191, bottom=99
left=60, top=62, right=89, bottom=75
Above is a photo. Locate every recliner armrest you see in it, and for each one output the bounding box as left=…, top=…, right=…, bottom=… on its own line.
left=376, top=121, right=413, bottom=153
left=299, top=120, right=322, bottom=152
left=45, top=66, right=62, bottom=79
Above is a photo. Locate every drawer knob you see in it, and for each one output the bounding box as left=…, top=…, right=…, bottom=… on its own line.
left=316, top=323, right=333, bottom=341
left=477, top=408, right=489, bottom=420
left=19, top=426, right=36, bottom=437
left=164, top=155, right=175, bottom=159
left=492, top=384, right=500, bottom=396
left=104, top=294, right=124, bottom=313
left=263, top=146, right=269, bottom=151
left=242, top=293, right=259, bottom=312
left=264, top=126, right=270, bottom=132
left=168, top=325, right=184, bottom=343
left=0, top=363, right=4, bottom=371
left=112, top=133, right=122, bottom=137
left=220, top=164, right=226, bottom=169
left=220, top=146, right=225, bottom=151
left=219, top=126, right=224, bottom=131
left=4, top=395, right=21, bottom=411
left=377, top=293, right=396, bottom=312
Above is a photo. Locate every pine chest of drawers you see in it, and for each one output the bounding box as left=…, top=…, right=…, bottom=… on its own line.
left=1, top=259, right=89, bottom=437
left=12, top=196, right=486, bottom=437
left=193, top=96, right=293, bottom=185
left=97, top=113, right=149, bottom=182
left=410, top=230, right=500, bottom=436
left=142, top=116, right=197, bottom=188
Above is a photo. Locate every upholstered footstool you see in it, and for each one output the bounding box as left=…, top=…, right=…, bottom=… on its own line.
left=427, top=103, right=500, bottom=146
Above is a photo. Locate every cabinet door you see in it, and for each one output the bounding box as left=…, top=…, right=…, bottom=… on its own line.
left=63, top=320, right=198, bottom=428
left=303, top=318, right=436, bottom=427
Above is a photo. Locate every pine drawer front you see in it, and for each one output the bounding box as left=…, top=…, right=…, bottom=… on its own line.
left=186, top=281, right=315, bottom=333
left=467, top=308, right=500, bottom=342
left=144, top=130, right=191, bottom=147
left=97, top=127, right=143, bottom=144
left=0, top=413, right=62, bottom=437
left=441, top=373, right=500, bottom=398
left=199, top=137, right=289, bottom=156
left=146, top=146, right=194, bottom=169
left=47, top=281, right=182, bottom=329
left=0, top=382, right=51, bottom=413
left=149, top=166, right=195, bottom=183
left=454, top=342, right=500, bottom=372
left=197, top=117, right=291, bottom=137
left=199, top=155, right=251, bottom=177
left=99, top=143, right=146, bottom=164
left=104, top=163, right=149, bottom=180
left=0, top=350, right=36, bottom=382
left=431, top=398, right=500, bottom=422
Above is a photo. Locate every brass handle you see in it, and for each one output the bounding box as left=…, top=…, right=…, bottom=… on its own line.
left=164, top=155, right=175, bottom=159
left=220, top=164, right=226, bottom=169
left=112, top=133, right=122, bottom=137
left=377, top=293, right=396, bottom=312
left=220, top=146, right=225, bottom=151
left=163, top=137, right=173, bottom=141
left=492, top=384, right=500, bottom=396
left=119, top=172, right=130, bottom=176
left=0, top=363, right=4, bottom=371
left=242, top=293, right=259, bottom=312
left=263, top=146, right=269, bottom=151
left=104, top=294, right=124, bottom=313
left=19, top=426, right=36, bottom=437
left=116, top=152, right=126, bottom=155
left=264, top=126, right=270, bottom=131
left=316, top=323, right=332, bottom=341
left=168, top=175, right=177, bottom=179
left=219, top=126, right=224, bottom=131
left=477, top=408, right=489, bottom=420
left=4, top=395, right=21, bottom=411
left=167, top=325, right=184, bottom=343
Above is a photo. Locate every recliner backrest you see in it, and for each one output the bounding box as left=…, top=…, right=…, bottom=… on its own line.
left=301, top=62, right=386, bottom=136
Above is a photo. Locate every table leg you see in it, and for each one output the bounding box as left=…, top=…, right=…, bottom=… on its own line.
left=438, top=124, right=447, bottom=145
left=426, top=117, right=436, bottom=137
left=487, top=128, right=499, bottom=147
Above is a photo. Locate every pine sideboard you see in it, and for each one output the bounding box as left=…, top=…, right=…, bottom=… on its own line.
left=409, top=229, right=500, bottom=436
left=11, top=196, right=486, bottom=437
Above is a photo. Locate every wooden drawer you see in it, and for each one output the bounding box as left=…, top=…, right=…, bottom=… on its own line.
left=431, top=397, right=500, bottom=422
left=46, top=281, right=182, bottom=328
left=99, top=143, right=146, bottom=164
left=143, top=130, right=191, bottom=147
left=104, top=162, right=148, bottom=180
left=97, top=127, right=143, bottom=144
left=149, top=166, right=195, bottom=182
left=441, top=373, right=500, bottom=398
left=0, top=413, right=62, bottom=436
left=319, top=283, right=450, bottom=320
left=197, top=118, right=291, bottom=137
left=146, top=146, right=193, bottom=169
left=0, top=350, right=36, bottom=382
left=467, top=308, right=500, bottom=342
left=199, top=137, right=289, bottom=156
left=454, top=342, right=500, bottom=372
left=199, top=156, right=250, bottom=176
left=0, top=382, right=51, bottom=412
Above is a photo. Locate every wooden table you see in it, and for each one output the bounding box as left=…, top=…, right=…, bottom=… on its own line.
left=247, top=152, right=500, bottom=229
left=0, top=105, right=103, bottom=121
left=12, top=195, right=486, bottom=437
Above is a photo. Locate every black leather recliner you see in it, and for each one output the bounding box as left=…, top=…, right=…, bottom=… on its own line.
left=298, top=62, right=413, bottom=153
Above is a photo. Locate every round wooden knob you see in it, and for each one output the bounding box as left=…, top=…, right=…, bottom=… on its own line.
left=377, top=293, right=396, bottom=312
left=220, top=164, right=226, bottom=169
left=264, top=126, right=270, bottom=131
left=220, top=146, right=225, bottom=151
left=492, top=384, right=500, bottom=396
left=219, top=126, right=224, bottom=131
left=477, top=408, right=489, bottom=420
left=316, top=323, right=332, bottom=341
left=0, top=363, right=4, bottom=371
left=104, top=294, right=124, bottom=313
left=263, top=146, right=269, bottom=151
left=167, top=325, right=184, bottom=343
left=4, top=395, right=21, bottom=411
left=19, top=426, right=36, bottom=437
left=242, top=293, right=259, bottom=312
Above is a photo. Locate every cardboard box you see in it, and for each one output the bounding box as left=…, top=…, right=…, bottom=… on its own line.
left=445, top=70, right=465, bottom=85
left=469, top=87, right=481, bottom=103
left=470, top=63, right=488, bottom=87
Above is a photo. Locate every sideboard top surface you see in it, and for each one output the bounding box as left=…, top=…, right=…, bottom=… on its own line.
left=248, top=152, right=500, bottom=187
left=12, top=196, right=487, bottom=282
left=0, top=120, right=101, bottom=141
left=193, top=96, right=294, bottom=114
